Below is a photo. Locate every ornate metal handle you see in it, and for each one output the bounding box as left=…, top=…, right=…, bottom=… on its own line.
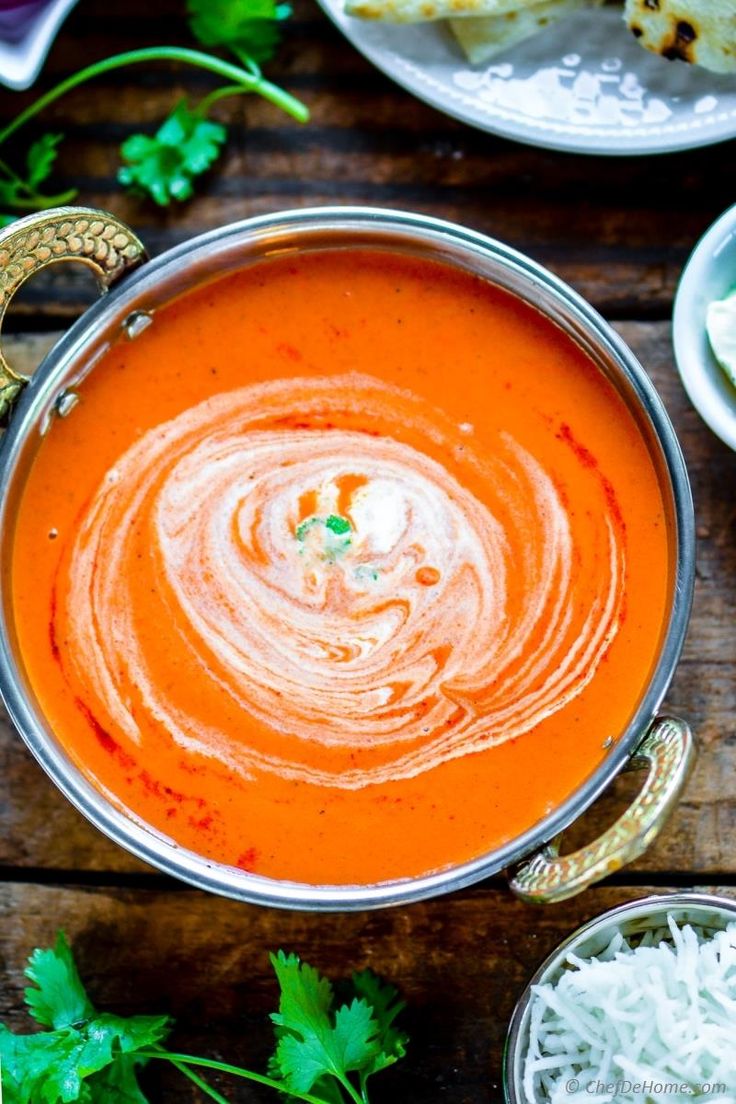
left=509, top=716, right=695, bottom=905
left=0, top=207, right=147, bottom=418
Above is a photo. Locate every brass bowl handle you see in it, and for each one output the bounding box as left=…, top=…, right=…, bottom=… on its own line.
left=509, top=716, right=695, bottom=904
left=0, top=207, right=147, bottom=418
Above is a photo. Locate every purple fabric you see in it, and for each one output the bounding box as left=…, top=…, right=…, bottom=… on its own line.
left=0, top=0, right=49, bottom=45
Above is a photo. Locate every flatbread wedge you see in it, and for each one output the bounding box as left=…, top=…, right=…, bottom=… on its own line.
left=624, top=0, right=736, bottom=74
left=450, top=0, right=601, bottom=66
left=345, top=0, right=546, bottom=27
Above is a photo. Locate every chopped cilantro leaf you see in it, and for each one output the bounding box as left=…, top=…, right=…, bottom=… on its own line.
left=325, top=515, right=351, bottom=535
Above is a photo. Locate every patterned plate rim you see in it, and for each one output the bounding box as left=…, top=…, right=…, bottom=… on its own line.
left=316, top=0, right=736, bottom=156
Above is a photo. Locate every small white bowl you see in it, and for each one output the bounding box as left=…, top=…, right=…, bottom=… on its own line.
left=673, top=204, right=736, bottom=453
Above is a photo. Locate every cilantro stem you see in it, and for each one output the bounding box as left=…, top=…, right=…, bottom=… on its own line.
left=0, top=150, right=77, bottom=208
left=196, top=83, right=254, bottom=117
left=0, top=188, right=78, bottom=209
left=337, top=1074, right=365, bottom=1104
left=168, top=1056, right=231, bottom=1104
left=231, top=45, right=263, bottom=78
left=0, top=46, right=308, bottom=150
left=138, top=1049, right=330, bottom=1104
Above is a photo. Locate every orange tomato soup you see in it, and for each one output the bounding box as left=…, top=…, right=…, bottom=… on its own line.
left=11, top=249, right=671, bottom=884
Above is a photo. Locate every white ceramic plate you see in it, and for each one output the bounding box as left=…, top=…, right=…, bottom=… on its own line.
left=316, top=2, right=736, bottom=154
left=673, top=204, right=736, bottom=453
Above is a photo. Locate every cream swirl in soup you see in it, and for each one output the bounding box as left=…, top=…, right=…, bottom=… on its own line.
left=66, top=374, right=624, bottom=790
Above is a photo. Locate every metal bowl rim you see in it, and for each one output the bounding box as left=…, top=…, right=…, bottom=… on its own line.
left=0, top=205, right=695, bottom=910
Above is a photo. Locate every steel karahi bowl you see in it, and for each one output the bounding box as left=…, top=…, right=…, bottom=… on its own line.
left=0, top=205, right=695, bottom=910
left=504, top=892, right=736, bottom=1103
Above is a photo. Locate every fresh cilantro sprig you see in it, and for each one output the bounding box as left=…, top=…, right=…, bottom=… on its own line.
left=0, top=135, right=77, bottom=226
left=0, top=932, right=171, bottom=1104
left=269, top=951, right=408, bottom=1104
left=0, top=2, right=308, bottom=219
left=0, top=933, right=408, bottom=1104
left=120, top=0, right=308, bottom=207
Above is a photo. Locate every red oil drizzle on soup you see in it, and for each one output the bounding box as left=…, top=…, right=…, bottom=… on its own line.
left=11, top=249, right=670, bottom=884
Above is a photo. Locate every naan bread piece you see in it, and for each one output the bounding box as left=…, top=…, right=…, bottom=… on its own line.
left=624, top=0, right=736, bottom=74
left=346, top=0, right=543, bottom=27
left=451, top=0, right=600, bottom=65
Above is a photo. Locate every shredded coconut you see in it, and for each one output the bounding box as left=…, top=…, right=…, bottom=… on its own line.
left=523, top=917, right=736, bottom=1103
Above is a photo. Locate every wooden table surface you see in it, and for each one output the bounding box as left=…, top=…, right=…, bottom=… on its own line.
left=1, top=2, right=735, bottom=1100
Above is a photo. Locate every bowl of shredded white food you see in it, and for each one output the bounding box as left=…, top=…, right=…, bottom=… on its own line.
left=504, top=893, right=736, bottom=1104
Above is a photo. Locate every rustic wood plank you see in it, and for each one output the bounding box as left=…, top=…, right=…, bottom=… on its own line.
left=0, top=322, right=734, bottom=878
left=0, top=883, right=734, bottom=1102
left=0, top=0, right=734, bottom=319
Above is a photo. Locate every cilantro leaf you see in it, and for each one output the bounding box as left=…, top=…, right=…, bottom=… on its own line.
left=271, top=952, right=334, bottom=1037
left=188, top=0, right=292, bottom=65
left=2, top=934, right=171, bottom=1104
left=0, top=132, right=71, bottom=223
left=0, top=1022, right=112, bottom=1104
left=25, top=133, right=63, bottom=191
left=118, top=100, right=227, bottom=206
left=86, top=1056, right=151, bottom=1103
left=350, top=970, right=408, bottom=1076
left=0, top=1023, right=84, bottom=1104
left=332, top=1000, right=380, bottom=1074
left=75, top=1012, right=171, bottom=1071
left=24, top=930, right=94, bottom=1030
left=269, top=951, right=403, bottom=1102
left=274, top=998, right=379, bottom=1094
left=1, top=936, right=407, bottom=1104
left=0, top=1013, right=169, bottom=1104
